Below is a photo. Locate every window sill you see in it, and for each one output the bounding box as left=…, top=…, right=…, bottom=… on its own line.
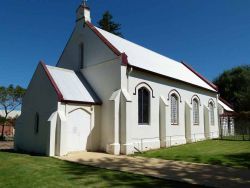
left=171, top=123, right=179, bottom=126
left=138, top=123, right=150, bottom=126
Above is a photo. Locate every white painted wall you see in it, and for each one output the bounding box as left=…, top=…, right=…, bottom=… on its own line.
left=57, top=20, right=121, bottom=154
left=57, top=23, right=117, bottom=71
left=46, top=103, right=100, bottom=156
left=218, top=103, right=224, bottom=115
left=122, top=68, right=219, bottom=153
left=67, top=108, right=91, bottom=152
left=81, top=58, right=121, bottom=152
left=14, top=63, right=58, bottom=154
left=57, top=103, right=100, bottom=153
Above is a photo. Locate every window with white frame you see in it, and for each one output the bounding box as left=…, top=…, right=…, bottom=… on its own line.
left=138, top=87, right=150, bottom=124
left=209, top=102, right=215, bottom=125
left=171, top=94, right=178, bottom=124
left=193, top=98, right=199, bottom=125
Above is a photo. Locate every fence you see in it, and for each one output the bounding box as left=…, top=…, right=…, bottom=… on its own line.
left=220, top=118, right=250, bottom=141
left=219, top=115, right=250, bottom=141
left=0, top=118, right=16, bottom=140
left=219, top=134, right=250, bottom=141
left=0, top=124, right=15, bottom=140
left=132, top=128, right=250, bottom=153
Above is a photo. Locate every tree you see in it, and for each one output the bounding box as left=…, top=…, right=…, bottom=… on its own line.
left=0, top=85, right=25, bottom=139
left=213, top=65, right=250, bottom=112
left=98, top=11, right=122, bottom=37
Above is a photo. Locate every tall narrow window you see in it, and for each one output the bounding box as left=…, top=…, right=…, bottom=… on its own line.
left=138, top=87, right=150, bottom=124
left=34, top=112, right=39, bottom=134
left=193, top=99, right=199, bottom=125
left=171, top=94, right=178, bottom=124
left=209, top=102, right=214, bottom=125
left=79, top=43, right=84, bottom=69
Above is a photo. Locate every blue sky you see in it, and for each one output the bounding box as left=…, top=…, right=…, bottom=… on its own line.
left=0, top=0, right=250, bottom=88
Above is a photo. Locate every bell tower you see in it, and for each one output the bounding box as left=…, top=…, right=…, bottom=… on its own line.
left=76, top=0, right=91, bottom=23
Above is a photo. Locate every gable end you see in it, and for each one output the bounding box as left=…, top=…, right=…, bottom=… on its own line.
left=85, top=21, right=122, bottom=56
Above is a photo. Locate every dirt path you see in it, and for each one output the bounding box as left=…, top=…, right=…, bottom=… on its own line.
left=58, top=151, right=250, bottom=188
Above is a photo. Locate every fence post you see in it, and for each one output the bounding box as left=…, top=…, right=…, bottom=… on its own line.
left=220, top=128, right=223, bottom=139
left=141, top=138, right=143, bottom=151
left=248, top=127, right=250, bottom=141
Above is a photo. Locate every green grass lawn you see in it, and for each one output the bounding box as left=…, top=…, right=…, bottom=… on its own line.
left=0, top=151, right=204, bottom=188
left=134, top=140, right=250, bottom=168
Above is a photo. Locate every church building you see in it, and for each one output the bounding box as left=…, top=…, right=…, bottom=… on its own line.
left=15, top=3, right=221, bottom=156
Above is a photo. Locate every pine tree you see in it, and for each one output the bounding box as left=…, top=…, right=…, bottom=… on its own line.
left=98, top=11, right=122, bottom=37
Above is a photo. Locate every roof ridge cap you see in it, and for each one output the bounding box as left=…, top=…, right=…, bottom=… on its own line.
left=181, top=62, right=218, bottom=92
left=94, top=25, right=181, bottom=65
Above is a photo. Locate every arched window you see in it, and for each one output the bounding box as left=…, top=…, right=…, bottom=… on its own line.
left=193, top=98, right=199, bottom=125
left=138, top=87, right=150, bottom=124
left=209, top=102, right=214, bottom=125
left=171, top=94, right=178, bottom=124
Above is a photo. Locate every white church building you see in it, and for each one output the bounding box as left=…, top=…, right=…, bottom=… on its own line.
left=15, top=3, right=224, bottom=156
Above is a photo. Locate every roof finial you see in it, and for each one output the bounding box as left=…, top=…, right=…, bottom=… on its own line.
left=76, top=0, right=91, bottom=23
left=82, top=0, right=87, bottom=6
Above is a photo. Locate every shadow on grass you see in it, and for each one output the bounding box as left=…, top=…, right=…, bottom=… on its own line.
left=0, top=148, right=45, bottom=157
left=162, top=155, right=203, bottom=163
left=224, top=153, right=250, bottom=168
left=0, top=150, right=208, bottom=187
left=199, top=153, right=250, bottom=168
left=0, top=148, right=15, bottom=152
left=156, top=153, right=250, bottom=169
left=60, top=160, right=206, bottom=188
left=60, top=154, right=250, bottom=188
left=179, top=153, right=249, bottom=169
